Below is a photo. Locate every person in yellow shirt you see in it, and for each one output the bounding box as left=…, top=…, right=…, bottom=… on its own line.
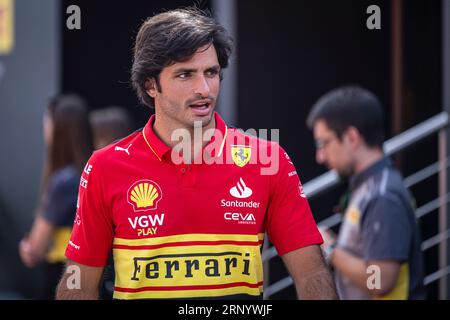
left=19, top=94, right=93, bottom=299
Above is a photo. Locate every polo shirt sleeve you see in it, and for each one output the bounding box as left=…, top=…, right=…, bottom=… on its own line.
left=361, top=195, right=411, bottom=262
left=65, top=152, right=114, bottom=267
left=266, top=144, right=323, bottom=256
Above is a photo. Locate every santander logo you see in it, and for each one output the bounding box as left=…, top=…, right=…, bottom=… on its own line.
left=229, top=178, right=252, bottom=199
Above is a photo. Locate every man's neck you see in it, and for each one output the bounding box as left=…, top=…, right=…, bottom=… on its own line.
left=354, top=147, right=384, bottom=175
left=153, top=112, right=216, bottom=162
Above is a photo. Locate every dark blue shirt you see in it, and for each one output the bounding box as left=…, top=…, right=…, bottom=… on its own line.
left=41, top=166, right=80, bottom=227
left=335, top=157, right=425, bottom=299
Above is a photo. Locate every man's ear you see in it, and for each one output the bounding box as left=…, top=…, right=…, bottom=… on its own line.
left=145, top=78, right=158, bottom=98
left=345, top=126, right=362, bottom=148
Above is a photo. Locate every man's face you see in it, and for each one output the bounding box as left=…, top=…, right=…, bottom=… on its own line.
left=313, top=119, right=355, bottom=177
left=148, top=44, right=221, bottom=129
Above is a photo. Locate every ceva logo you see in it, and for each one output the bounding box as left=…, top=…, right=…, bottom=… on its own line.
left=224, top=212, right=256, bottom=224
left=229, top=178, right=252, bottom=199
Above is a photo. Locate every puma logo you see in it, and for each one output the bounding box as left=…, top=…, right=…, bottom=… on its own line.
left=115, top=144, right=132, bottom=155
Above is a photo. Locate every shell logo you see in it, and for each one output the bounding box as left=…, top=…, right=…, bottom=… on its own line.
left=127, top=180, right=162, bottom=212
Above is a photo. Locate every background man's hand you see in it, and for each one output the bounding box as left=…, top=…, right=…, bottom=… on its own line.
left=318, top=227, right=337, bottom=264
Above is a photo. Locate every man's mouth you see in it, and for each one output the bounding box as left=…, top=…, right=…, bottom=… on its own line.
left=189, top=100, right=213, bottom=116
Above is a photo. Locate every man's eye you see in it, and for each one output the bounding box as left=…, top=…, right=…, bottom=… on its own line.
left=206, top=70, right=219, bottom=77
left=178, top=73, right=191, bottom=79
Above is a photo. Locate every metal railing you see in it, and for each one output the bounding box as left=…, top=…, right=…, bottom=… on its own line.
left=263, top=111, right=450, bottom=299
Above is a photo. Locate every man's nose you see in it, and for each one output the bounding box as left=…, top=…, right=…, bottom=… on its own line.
left=316, top=148, right=325, bottom=164
left=193, top=75, right=211, bottom=97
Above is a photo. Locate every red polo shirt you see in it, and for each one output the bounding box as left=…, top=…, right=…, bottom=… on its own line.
left=65, top=112, right=322, bottom=299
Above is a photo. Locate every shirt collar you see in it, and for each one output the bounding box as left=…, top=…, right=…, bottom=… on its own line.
left=142, top=112, right=228, bottom=162
left=349, top=156, right=392, bottom=191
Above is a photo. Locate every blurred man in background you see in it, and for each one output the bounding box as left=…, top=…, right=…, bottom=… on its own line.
left=89, top=106, right=134, bottom=299
left=307, top=85, right=425, bottom=299
left=90, top=106, right=134, bottom=150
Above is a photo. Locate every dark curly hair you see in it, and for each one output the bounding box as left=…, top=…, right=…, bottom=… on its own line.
left=131, top=7, right=234, bottom=108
